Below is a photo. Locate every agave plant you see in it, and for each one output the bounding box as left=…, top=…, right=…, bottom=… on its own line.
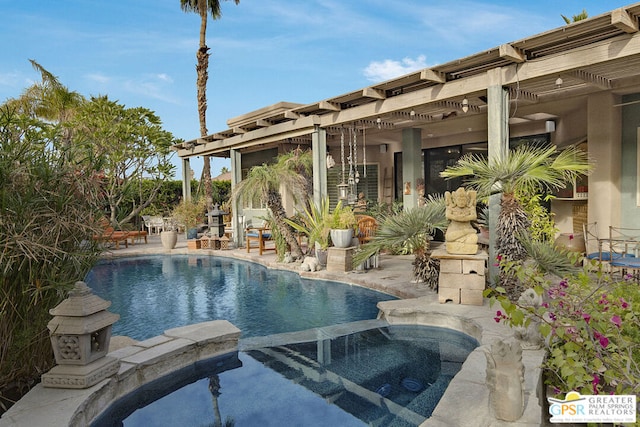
left=353, top=195, right=447, bottom=288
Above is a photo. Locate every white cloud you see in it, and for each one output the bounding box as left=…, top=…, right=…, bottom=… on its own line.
left=363, top=55, right=428, bottom=82
left=86, top=73, right=111, bottom=84
left=156, top=73, right=173, bottom=83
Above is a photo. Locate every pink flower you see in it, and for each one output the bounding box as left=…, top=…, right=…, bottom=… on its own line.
left=569, top=234, right=574, bottom=241
left=619, top=298, right=629, bottom=309
left=592, top=374, right=600, bottom=394
left=610, top=315, right=621, bottom=328
left=581, top=312, right=591, bottom=324
left=594, top=331, right=609, bottom=348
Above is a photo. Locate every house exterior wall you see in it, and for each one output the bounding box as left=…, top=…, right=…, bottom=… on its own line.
left=588, top=92, right=622, bottom=231
left=621, top=93, right=640, bottom=228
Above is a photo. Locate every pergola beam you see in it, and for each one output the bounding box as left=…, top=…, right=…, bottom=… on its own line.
left=612, top=7, right=639, bottom=33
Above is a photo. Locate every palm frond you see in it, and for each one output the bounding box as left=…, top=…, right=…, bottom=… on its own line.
left=353, top=197, right=447, bottom=266
left=518, top=233, right=580, bottom=277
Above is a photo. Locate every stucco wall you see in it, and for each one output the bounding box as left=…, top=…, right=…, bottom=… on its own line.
left=621, top=93, right=640, bottom=228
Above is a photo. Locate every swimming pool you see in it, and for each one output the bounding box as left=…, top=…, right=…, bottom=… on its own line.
left=86, top=255, right=478, bottom=426
left=86, top=255, right=396, bottom=340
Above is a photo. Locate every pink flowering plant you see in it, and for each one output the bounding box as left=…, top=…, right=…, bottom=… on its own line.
left=486, top=258, right=640, bottom=397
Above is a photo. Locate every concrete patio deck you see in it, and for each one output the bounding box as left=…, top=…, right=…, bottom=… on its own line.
left=0, top=233, right=546, bottom=427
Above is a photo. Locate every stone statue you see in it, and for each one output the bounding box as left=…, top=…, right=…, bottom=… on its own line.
left=484, top=340, right=525, bottom=422
left=444, top=187, right=478, bottom=254
left=514, top=288, right=545, bottom=349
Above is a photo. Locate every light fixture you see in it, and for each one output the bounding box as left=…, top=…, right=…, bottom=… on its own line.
left=410, top=110, right=416, bottom=119
left=376, top=117, right=382, bottom=129
left=461, top=97, right=469, bottom=113
left=555, top=76, right=563, bottom=87
left=545, top=120, right=556, bottom=133
left=379, top=144, right=388, bottom=153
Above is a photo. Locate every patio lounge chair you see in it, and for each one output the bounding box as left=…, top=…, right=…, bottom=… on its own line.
left=93, top=222, right=130, bottom=250
left=246, top=222, right=275, bottom=255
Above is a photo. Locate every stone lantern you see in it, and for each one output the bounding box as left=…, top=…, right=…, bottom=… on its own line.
left=208, top=203, right=227, bottom=238
left=42, top=281, right=120, bottom=389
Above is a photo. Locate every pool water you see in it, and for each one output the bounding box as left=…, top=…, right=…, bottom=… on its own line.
left=86, top=255, right=396, bottom=339
left=86, top=256, right=478, bottom=426
left=93, top=325, right=478, bottom=427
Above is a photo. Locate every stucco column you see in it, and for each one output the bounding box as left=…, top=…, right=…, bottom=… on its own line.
left=588, top=92, right=621, bottom=228
left=487, top=78, right=509, bottom=283
left=181, top=158, right=192, bottom=202
left=311, top=126, right=328, bottom=207
left=230, top=148, right=243, bottom=247
left=402, top=128, right=422, bottom=210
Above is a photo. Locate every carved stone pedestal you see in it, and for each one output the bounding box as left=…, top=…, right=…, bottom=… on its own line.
left=42, top=356, right=119, bottom=389
left=326, top=246, right=355, bottom=272
left=432, top=249, right=487, bottom=305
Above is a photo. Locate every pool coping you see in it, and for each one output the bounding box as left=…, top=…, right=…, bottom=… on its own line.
left=0, top=238, right=545, bottom=426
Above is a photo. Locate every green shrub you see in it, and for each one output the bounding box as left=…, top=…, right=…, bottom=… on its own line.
left=0, top=106, right=104, bottom=409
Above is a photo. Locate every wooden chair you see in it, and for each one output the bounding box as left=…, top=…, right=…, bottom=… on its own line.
left=245, top=221, right=275, bottom=255
left=356, top=215, right=378, bottom=245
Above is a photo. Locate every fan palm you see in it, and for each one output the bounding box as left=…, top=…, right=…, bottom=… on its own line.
left=441, top=144, right=592, bottom=298
left=232, top=150, right=312, bottom=259
left=353, top=196, right=448, bottom=288
left=180, top=0, right=240, bottom=209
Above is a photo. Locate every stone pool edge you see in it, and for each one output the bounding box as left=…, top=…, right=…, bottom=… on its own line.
left=377, top=298, right=545, bottom=427
left=0, top=320, right=240, bottom=427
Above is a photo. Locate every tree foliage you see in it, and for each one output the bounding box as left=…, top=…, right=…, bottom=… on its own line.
left=0, top=105, right=104, bottom=407
left=67, top=96, right=177, bottom=226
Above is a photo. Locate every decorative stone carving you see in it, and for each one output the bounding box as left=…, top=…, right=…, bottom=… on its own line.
left=514, top=288, right=545, bottom=349
left=43, top=281, right=120, bottom=389
left=444, top=187, right=478, bottom=255
left=484, top=339, right=525, bottom=422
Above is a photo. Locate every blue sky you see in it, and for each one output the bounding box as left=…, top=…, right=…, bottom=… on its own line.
left=0, top=0, right=632, bottom=178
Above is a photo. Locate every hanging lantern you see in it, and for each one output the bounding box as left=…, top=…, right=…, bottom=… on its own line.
left=338, top=182, right=349, bottom=200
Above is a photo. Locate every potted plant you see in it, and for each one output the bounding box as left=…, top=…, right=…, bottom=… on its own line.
left=160, top=218, right=178, bottom=250
left=285, top=197, right=331, bottom=266
left=172, top=198, right=205, bottom=247
left=329, top=201, right=357, bottom=248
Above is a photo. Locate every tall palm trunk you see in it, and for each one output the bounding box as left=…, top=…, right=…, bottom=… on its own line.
left=266, top=190, right=304, bottom=259
left=197, top=5, right=213, bottom=209
left=496, top=192, right=531, bottom=300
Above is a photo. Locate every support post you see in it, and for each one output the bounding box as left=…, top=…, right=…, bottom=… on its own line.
left=181, top=158, right=192, bottom=202
left=312, top=126, right=328, bottom=208
left=230, top=149, right=243, bottom=248
left=402, top=128, right=422, bottom=210
left=487, top=73, right=509, bottom=283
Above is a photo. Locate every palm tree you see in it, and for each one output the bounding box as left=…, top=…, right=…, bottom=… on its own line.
left=441, top=144, right=592, bottom=299
left=353, top=196, right=448, bottom=288
left=562, top=9, right=588, bottom=24
left=232, top=150, right=312, bottom=259
left=180, top=0, right=240, bottom=209
left=8, top=60, right=85, bottom=149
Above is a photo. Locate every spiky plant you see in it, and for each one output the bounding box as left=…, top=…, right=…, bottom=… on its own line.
left=441, top=144, right=592, bottom=300
left=353, top=195, right=447, bottom=288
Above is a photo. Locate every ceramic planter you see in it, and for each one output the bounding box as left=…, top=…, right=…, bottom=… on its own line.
left=160, top=230, right=178, bottom=250
left=330, top=228, right=354, bottom=248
